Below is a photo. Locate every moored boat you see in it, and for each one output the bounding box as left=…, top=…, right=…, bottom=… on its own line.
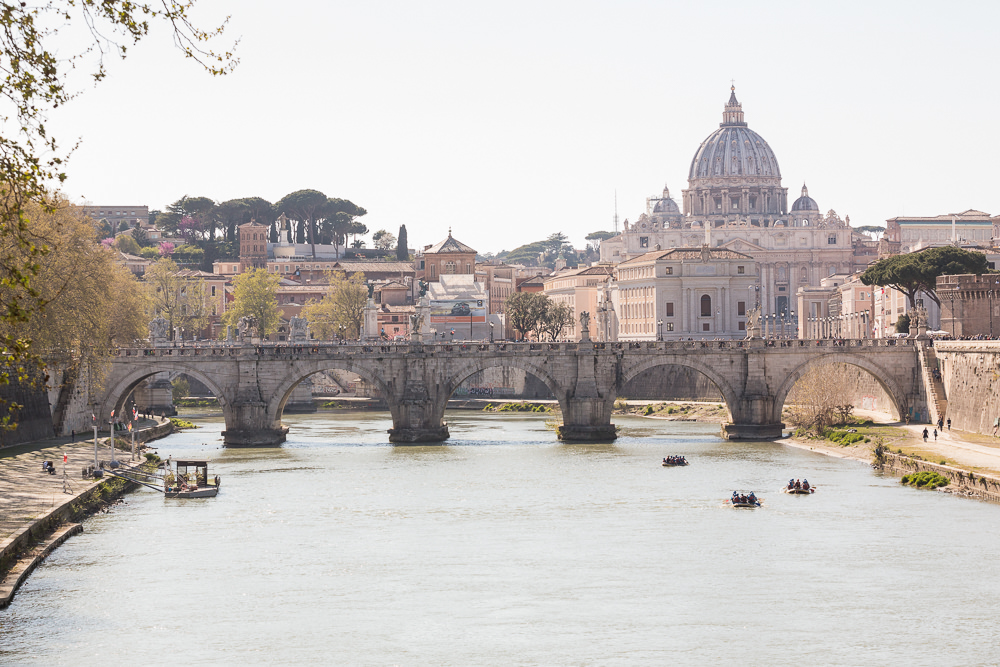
left=165, top=459, right=220, bottom=498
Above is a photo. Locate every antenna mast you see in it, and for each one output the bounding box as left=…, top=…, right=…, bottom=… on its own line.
left=613, top=190, right=619, bottom=233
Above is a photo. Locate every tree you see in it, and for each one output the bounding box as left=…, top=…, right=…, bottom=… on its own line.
left=372, top=229, right=397, bottom=251
left=145, top=259, right=209, bottom=339
left=115, top=234, right=141, bottom=255
left=505, top=292, right=549, bottom=341
left=855, top=225, right=885, bottom=240
left=0, top=2, right=236, bottom=407
left=397, top=225, right=409, bottom=261
left=223, top=268, right=281, bottom=336
left=302, top=271, right=368, bottom=339
left=785, top=363, right=857, bottom=430
left=183, top=196, right=218, bottom=240
left=895, top=314, right=910, bottom=334
left=539, top=301, right=574, bottom=341
left=131, top=226, right=149, bottom=247
left=861, top=246, right=991, bottom=307
left=322, top=198, right=368, bottom=256
left=276, top=190, right=329, bottom=258
left=0, top=200, right=148, bottom=428
left=585, top=231, right=616, bottom=242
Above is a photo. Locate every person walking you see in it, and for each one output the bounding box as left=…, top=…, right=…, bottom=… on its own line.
left=71, top=429, right=75, bottom=443
left=923, top=428, right=929, bottom=442
left=947, top=418, right=951, bottom=431
left=933, top=428, right=938, bottom=441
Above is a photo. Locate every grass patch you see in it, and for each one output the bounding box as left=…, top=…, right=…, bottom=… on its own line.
left=484, top=402, right=553, bottom=413
left=900, top=471, right=950, bottom=489
left=173, top=398, right=219, bottom=407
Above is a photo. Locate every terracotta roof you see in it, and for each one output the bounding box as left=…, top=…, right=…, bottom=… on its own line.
left=327, top=261, right=415, bottom=273
left=424, top=233, right=476, bottom=254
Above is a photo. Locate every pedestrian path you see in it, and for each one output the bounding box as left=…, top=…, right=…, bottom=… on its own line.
left=900, top=423, right=1000, bottom=473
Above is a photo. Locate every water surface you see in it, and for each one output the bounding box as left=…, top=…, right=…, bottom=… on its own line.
left=2, top=411, right=999, bottom=666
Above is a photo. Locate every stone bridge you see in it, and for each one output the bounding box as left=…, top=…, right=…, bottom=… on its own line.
left=94, top=339, right=925, bottom=446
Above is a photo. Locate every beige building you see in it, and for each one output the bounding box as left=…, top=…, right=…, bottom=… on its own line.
left=600, top=88, right=853, bottom=318
left=611, top=247, right=757, bottom=341
left=541, top=266, right=614, bottom=341
left=937, top=274, right=1000, bottom=339
left=885, top=210, right=994, bottom=253
left=797, top=274, right=875, bottom=339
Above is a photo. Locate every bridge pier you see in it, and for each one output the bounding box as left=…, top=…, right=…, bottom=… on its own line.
left=387, top=379, right=450, bottom=444
left=223, top=401, right=288, bottom=447
left=557, top=398, right=617, bottom=442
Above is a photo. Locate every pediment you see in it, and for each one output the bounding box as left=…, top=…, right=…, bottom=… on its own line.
left=722, top=238, right=766, bottom=252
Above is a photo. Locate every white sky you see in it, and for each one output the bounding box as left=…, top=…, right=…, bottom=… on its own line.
left=46, top=0, right=1000, bottom=255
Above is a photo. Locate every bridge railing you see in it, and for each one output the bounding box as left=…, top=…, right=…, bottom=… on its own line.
left=112, top=337, right=915, bottom=358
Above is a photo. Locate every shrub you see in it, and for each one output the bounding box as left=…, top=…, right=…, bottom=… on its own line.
left=901, top=471, right=949, bottom=489
left=643, top=405, right=654, bottom=415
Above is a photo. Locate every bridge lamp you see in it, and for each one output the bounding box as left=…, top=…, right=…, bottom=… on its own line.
left=657, top=319, right=663, bottom=341
left=489, top=321, right=494, bottom=343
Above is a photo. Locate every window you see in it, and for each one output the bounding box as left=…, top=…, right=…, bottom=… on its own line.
left=828, top=235, right=837, bottom=244
left=211, top=286, right=217, bottom=297
left=700, top=295, right=712, bottom=317
left=445, top=262, right=456, bottom=274
left=232, top=265, right=237, bottom=273
left=664, top=266, right=673, bottom=275
left=731, top=198, right=739, bottom=210
left=737, top=266, right=745, bottom=274
left=665, top=302, right=674, bottom=317
left=640, top=236, right=649, bottom=248
left=665, top=322, right=674, bottom=331
left=738, top=301, right=746, bottom=316
left=738, top=321, right=745, bottom=330
left=702, top=323, right=710, bottom=331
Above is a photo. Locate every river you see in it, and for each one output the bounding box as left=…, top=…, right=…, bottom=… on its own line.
left=2, top=410, right=1000, bottom=666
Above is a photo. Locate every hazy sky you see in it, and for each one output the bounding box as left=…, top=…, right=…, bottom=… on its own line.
left=47, top=0, right=1000, bottom=254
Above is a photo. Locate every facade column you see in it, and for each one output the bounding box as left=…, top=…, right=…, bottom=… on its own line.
left=724, top=286, right=731, bottom=334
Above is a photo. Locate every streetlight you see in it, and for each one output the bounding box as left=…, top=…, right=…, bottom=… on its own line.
left=489, top=321, right=494, bottom=343
left=991, top=279, right=998, bottom=339
left=789, top=310, right=795, bottom=339
left=657, top=319, right=663, bottom=341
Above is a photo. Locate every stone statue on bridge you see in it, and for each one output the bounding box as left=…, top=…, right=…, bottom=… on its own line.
left=579, top=311, right=591, bottom=342
left=237, top=316, right=259, bottom=341
left=149, top=316, right=169, bottom=346
left=289, top=315, right=309, bottom=342
left=746, top=306, right=761, bottom=339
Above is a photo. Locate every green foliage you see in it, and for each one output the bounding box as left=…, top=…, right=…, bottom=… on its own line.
left=643, top=405, right=654, bottom=415
left=169, top=417, right=198, bottom=429
left=824, top=429, right=866, bottom=446
left=861, top=246, right=991, bottom=307
left=485, top=402, right=553, bottom=413
left=585, top=231, right=616, bottom=241
left=223, top=268, right=282, bottom=336
left=895, top=314, right=910, bottom=334
left=144, top=452, right=162, bottom=464
left=139, top=246, right=160, bottom=259
left=900, top=471, right=950, bottom=489
left=115, top=234, right=141, bottom=255
left=171, top=377, right=190, bottom=401
left=396, top=225, right=409, bottom=261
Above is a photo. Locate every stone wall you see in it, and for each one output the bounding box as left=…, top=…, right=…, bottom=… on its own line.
left=935, top=342, right=1000, bottom=435
left=877, top=452, right=1000, bottom=503
left=453, top=367, right=554, bottom=400
left=0, top=368, right=55, bottom=448
left=619, top=366, right=723, bottom=401
left=844, top=366, right=897, bottom=418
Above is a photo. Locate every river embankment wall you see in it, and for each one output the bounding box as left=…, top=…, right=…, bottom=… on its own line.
left=934, top=342, right=1000, bottom=435
left=876, top=451, right=1000, bottom=503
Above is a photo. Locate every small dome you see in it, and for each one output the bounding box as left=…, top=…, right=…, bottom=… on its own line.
left=791, top=184, right=819, bottom=212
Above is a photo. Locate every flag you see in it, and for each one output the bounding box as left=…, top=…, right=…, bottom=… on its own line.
left=63, top=454, right=67, bottom=463
left=92, top=413, right=96, bottom=423
left=128, top=423, right=132, bottom=432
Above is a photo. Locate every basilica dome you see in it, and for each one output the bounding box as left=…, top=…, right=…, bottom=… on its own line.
left=687, top=89, right=781, bottom=182
left=791, top=184, right=819, bottom=211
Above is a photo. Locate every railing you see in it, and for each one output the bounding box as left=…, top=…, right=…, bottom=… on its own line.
left=112, top=337, right=917, bottom=359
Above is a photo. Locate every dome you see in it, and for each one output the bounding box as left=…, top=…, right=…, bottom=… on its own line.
left=652, top=184, right=681, bottom=214
left=687, top=88, right=781, bottom=181
left=791, top=184, right=819, bottom=212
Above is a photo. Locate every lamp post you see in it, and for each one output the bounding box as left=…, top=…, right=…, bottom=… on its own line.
left=789, top=310, right=795, bottom=339
left=489, top=321, right=494, bottom=343
left=657, top=319, right=663, bottom=341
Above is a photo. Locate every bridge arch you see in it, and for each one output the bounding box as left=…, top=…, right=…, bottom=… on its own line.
left=616, top=354, right=741, bottom=420
left=440, top=357, right=569, bottom=414
left=771, top=353, right=907, bottom=424
left=267, top=359, right=392, bottom=425
left=101, top=364, right=231, bottom=422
